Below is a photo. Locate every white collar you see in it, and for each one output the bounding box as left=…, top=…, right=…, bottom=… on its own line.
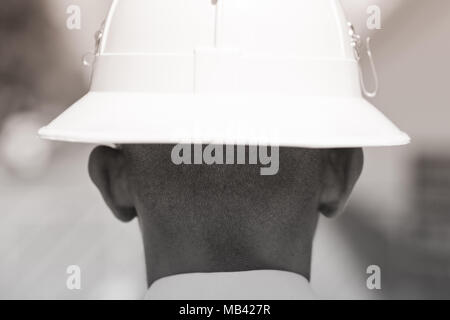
left=145, top=270, right=317, bottom=300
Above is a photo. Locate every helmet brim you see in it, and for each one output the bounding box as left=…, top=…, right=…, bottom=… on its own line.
left=39, top=92, right=410, bottom=148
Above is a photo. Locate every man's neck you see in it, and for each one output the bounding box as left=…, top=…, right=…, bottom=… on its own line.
left=141, top=222, right=314, bottom=287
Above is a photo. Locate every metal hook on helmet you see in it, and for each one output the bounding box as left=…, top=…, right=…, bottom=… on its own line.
left=358, top=37, right=379, bottom=98
left=348, top=22, right=379, bottom=98
left=82, top=22, right=105, bottom=67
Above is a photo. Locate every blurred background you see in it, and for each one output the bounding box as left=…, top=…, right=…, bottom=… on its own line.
left=0, top=0, right=449, bottom=299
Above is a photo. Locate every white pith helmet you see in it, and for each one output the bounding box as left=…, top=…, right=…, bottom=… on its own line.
left=39, top=0, right=410, bottom=148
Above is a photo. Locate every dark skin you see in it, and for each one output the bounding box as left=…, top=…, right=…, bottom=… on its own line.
left=89, top=145, right=363, bottom=287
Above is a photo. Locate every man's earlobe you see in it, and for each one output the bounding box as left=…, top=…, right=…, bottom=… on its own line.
left=318, top=148, right=363, bottom=218
left=88, top=146, right=137, bottom=222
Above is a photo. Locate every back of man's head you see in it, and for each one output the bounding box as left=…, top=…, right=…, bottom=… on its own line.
left=89, top=144, right=363, bottom=285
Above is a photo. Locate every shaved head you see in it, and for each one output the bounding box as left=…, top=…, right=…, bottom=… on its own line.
left=89, top=144, right=363, bottom=285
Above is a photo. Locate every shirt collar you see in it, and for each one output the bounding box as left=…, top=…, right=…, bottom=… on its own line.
left=145, top=270, right=317, bottom=300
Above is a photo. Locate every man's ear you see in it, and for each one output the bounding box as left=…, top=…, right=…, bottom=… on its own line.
left=88, top=146, right=137, bottom=222
left=319, top=148, right=364, bottom=218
